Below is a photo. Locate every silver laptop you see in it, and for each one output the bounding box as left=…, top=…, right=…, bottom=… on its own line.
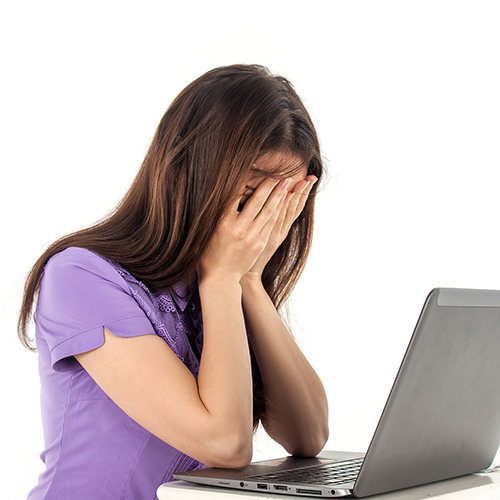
left=174, top=288, right=500, bottom=497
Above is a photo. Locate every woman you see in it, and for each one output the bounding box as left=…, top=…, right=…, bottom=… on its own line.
left=19, top=64, right=329, bottom=499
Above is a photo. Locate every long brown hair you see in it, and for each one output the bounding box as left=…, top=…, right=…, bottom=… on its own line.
left=18, top=64, right=324, bottom=426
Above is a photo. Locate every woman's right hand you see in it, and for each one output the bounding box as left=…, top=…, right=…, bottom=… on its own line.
left=198, top=177, right=292, bottom=284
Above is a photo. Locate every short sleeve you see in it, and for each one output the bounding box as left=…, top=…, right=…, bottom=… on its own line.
left=35, top=247, right=156, bottom=372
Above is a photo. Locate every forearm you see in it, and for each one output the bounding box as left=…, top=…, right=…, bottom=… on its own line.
left=241, top=277, right=329, bottom=456
left=197, top=277, right=253, bottom=463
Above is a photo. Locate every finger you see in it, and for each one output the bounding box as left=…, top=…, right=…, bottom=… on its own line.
left=291, top=175, right=317, bottom=195
left=238, top=176, right=283, bottom=222
left=252, top=178, right=292, bottom=228
left=283, top=176, right=318, bottom=229
left=285, top=181, right=309, bottom=224
left=260, top=189, right=289, bottom=241
left=243, top=177, right=291, bottom=227
left=273, top=191, right=296, bottom=236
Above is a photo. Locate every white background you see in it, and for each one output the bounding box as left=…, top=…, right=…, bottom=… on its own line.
left=1, top=1, right=500, bottom=498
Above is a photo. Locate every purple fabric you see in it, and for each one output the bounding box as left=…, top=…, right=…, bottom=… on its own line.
left=28, top=247, right=206, bottom=500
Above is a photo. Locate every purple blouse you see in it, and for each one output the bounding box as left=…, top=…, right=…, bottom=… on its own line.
left=28, top=247, right=206, bottom=500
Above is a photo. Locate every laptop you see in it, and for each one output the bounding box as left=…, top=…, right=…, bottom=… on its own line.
left=174, top=288, right=500, bottom=497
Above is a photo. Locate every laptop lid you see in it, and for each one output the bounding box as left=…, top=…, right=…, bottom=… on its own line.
left=353, top=287, right=500, bottom=496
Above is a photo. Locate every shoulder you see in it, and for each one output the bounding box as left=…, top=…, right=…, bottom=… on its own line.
left=43, top=247, right=126, bottom=290
left=45, top=246, right=112, bottom=274
left=37, top=247, right=157, bottom=372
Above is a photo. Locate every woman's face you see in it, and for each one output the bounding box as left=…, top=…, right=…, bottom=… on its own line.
left=238, top=151, right=309, bottom=210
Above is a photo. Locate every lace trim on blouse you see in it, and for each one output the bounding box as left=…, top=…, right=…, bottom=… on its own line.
left=105, top=259, right=203, bottom=378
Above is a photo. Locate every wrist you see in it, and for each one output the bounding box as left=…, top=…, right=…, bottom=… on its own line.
left=240, top=272, right=262, bottom=286
left=240, top=273, right=267, bottom=297
left=198, top=273, right=243, bottom=292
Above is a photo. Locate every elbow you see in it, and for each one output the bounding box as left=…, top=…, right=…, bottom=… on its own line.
left=203, top=430, right=253, bottom=469
left=285, top=424, right=330, bottom=458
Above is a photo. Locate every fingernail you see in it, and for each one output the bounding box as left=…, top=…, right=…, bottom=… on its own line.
left=306, top=178, right=318, bottom=190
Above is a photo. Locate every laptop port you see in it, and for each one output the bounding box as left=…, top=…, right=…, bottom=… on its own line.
left=257, top=483, right=268, bottom=489
left=274, top=485, right=288, bottom=491
left=296, top=488, right=322, bottom=495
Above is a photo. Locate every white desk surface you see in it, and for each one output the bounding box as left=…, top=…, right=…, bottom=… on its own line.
left=157, top=462, right=500, bottom=500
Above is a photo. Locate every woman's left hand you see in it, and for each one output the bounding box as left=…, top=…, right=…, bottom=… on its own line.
left=242, top=175, right=317, bottom=283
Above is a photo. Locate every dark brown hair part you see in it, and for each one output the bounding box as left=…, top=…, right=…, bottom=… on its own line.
left=18, top=64, right=324, bottom=427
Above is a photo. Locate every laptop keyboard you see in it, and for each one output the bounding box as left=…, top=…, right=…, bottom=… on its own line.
left=247, top=457, right=364, bottom=486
